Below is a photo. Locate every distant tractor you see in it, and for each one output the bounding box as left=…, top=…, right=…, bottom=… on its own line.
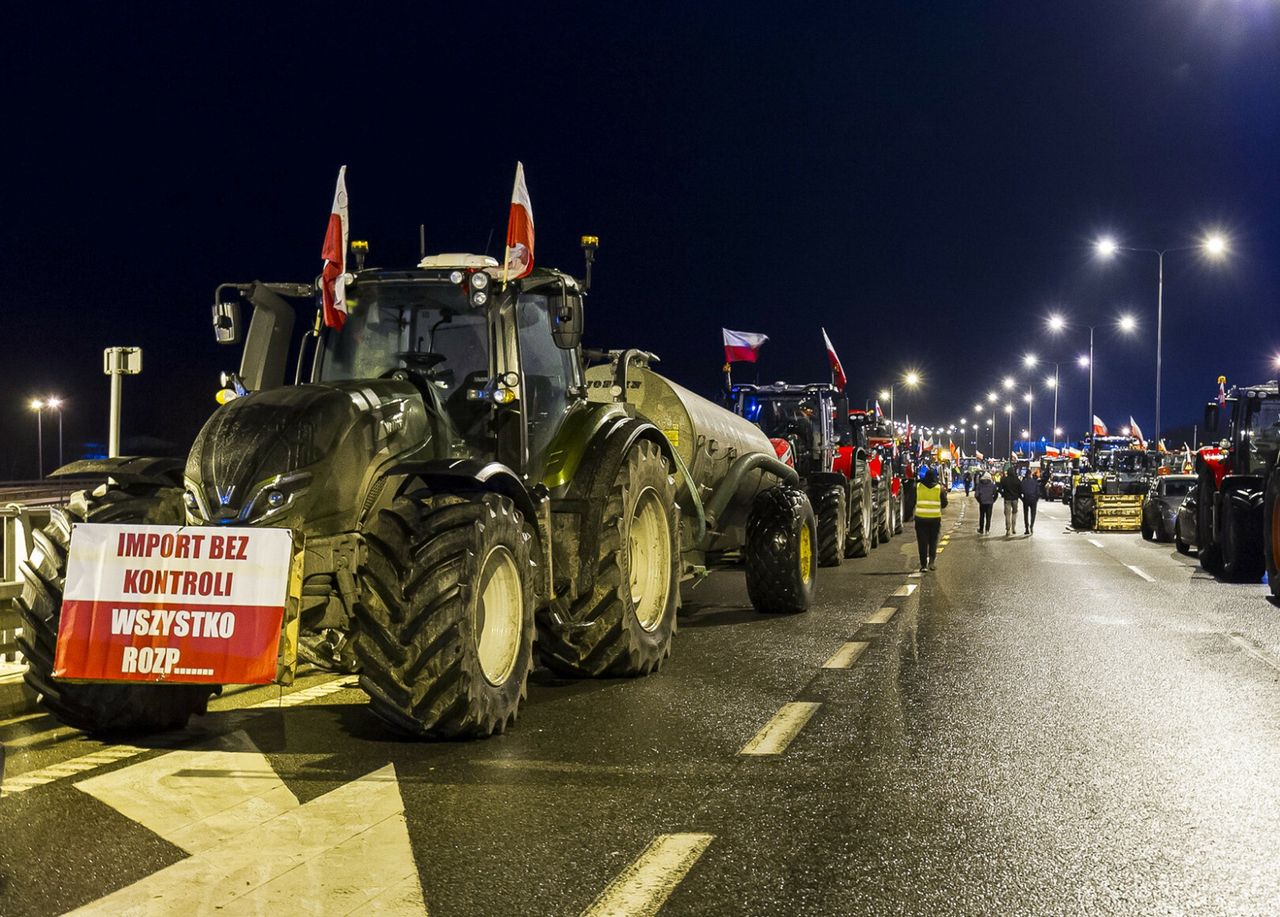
left=731, top=383, right=874, bottom=565
left=1188, top=380, right=1280, bottom=581
left=1070, top=435, right=1150, bottom=531
left=848, top=410, right=901, bottom=543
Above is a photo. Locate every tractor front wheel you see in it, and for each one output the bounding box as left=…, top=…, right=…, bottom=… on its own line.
left=745, top=485, right=817, bottom=615
left=845, top=476, right=871, bottom=559
left=1221, top=492, right=1263, bottom=583
left=814, top=485, right=846, bottom=568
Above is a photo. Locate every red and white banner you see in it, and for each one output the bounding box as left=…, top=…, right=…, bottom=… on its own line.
left=55, top=524, right=294, bottom=685
left=503, top=161, right=535, bottom=281
left=821, top=327, right=846, bottom=389
left=722, top=328, right=768, bottom=363
left=1129, top=416, right=1144, bottom=442
left=1092, top=414, right=1108, bottom=436
left=320, top=166, right=350, bottom=329
left=1045, top=445, right=1061, bottom=457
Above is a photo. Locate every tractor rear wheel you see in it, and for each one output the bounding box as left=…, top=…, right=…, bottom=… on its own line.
left=814, top=485, right=846, bottom=568
left=1221, top=491, right=1264, bottom=582
left=1070, top=486, right=1094, bottom=530
left=745, top=485, right=816, bottom=615
left=845, top=475, right=871, bottom=558
left=536, top=440, right=679, bottom=678
left=355, top=491, right=536, bottom=738
left=892, top=490, right=904, bottom=535
left=1197, top=470, right=1224, bottom=575
left=17, top=485, right=219, bottom=734
left=1265, top=461, right=1280, bottom=599
left=876, top=483, right=893, bottom=544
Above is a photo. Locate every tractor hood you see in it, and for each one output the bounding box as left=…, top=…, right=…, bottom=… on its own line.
left=184, top=380, right=434, bottom=532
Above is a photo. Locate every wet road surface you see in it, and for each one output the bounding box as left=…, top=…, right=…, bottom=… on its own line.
left=4, top=496, right=1280, bottom=915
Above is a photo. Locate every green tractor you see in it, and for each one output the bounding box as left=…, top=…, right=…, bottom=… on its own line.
left=19, top=237, right=814, bottom=739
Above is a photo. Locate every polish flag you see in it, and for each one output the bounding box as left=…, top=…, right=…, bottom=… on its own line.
left=503, top=161, right=535, bottom=281
left=1092, top=415, right=1108, bottom=436
left=821, top=327, right=847, bottom=389
left=1129, top=416, right=1144, bottom=443
left=874, top=400, right=884, bottom=419
left=723, top=329, right=769, bottom=363
left=320, top=165, right=350, bottom=329
left=1045, top=445, right=1061, bottom=457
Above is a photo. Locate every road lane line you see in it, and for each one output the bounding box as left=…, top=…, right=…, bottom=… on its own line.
left=822, top=641, right=869, bottom=669
left=581, top=833, right=714, bottom=917
left=1125, top=564, right=1156, bottom=583
left=0, top=711, right=46, bottom=729
left=739, top=702, right=821, bottom=756
left=866, top=607, right=896, bottom=624
left=891, top=584, right=916, bottom=597
left=248, top=675, right=360, bottom=709
left=1227, top=635, right=1280, bottom=675
left=1088, top=539, right=1104, bottom=548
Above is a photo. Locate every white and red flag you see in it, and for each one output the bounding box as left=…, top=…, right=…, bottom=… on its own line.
left=1129, top=416, right=1145, bottom=443
left=722, top=329, right=769, bottom=363
left=503, top=161, right=535, bottom=281
left=1092, top=415, right=1108, bottom=436
left=320, top=165, right=350, bottom=329
left=821, top=327, right=846, bottom=389
left=874, top=400, right=884, bottom=419
left=1045, top=445, right=1061, bottom=457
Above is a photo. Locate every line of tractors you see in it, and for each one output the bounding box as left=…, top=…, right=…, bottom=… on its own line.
left=17, top=232, right=915, bottom=741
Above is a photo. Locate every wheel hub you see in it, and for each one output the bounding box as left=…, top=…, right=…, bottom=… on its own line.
left=474, top=546, right=523, bottom=686
left=629, top=488, right=672, bottom=632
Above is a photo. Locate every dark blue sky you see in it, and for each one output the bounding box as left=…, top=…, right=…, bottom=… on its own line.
left=3, top=1, right=1277, bottom=475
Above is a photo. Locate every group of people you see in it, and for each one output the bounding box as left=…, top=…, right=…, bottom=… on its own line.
left=962, top=466, right=1040, bottom=536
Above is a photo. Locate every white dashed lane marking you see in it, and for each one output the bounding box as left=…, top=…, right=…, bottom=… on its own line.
left=891, top=584, right=916, bottom=597
left=739, top=702, right=821, bottom=756
left=866, top=607, right=897, bottom=625
left=822, top=642, right=869, bottom=669
left=1125, top=564, right=1156, bottom=583
left=581, top=833, right=714, bottom=917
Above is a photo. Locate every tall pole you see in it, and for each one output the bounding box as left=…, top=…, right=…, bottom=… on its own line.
left=1007, top=411, right=1013, bottom=458
left=1087, top=326, right=1095, bottom=443
left=57, top=408, right=63, bottom=467
left=109, top=371, right=123, bottom=458
left=1155, top=250, right=1165, bottom=446
left=1052, top=365, right=1060, bottom=448
left=889, top=386, right=895, bottom=427
left=1027, top=385, right=1033, bottom=452
left=35, top=407, right=44, bottom=479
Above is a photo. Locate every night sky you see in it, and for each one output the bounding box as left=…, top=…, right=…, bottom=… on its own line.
left=4, top=2, right=1278, bottom=477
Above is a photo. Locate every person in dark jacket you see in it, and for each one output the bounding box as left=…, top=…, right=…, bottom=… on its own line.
left=962, top=470, right=972, bottom=497
left=1020, top=468, right=1041, bottom=534
left=975, top=472, right=997, bottom=534
left=999, top=464, right=1021, bottom=536
left=913, top=463, right=946, bottom=570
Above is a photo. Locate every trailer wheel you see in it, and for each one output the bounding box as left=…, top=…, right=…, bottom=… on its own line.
left=1221, top=491, right=1264, bottom=582
left=537, top=440, right=679, bottom=678
left=16, top=486, right=219, bottom=734
left=814, top=485, right=846, bottom=568
left=845, top=475, right=871, bottom=558
left=1197, top=470, right=1224, bottom=575
left=1266, top=462, right=1280, bottom=599
left=355, top=491, right=535, bottom=738
left=745, top=485, right=817, bottom=615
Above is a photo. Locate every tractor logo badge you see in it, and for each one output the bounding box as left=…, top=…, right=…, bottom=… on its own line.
left=216, top=485, right=236, bottom=506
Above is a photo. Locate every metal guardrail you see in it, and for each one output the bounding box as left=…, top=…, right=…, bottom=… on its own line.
left=1, top=504, right=52, bottom=667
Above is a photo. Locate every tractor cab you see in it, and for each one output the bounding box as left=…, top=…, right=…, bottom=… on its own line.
left=1203, top=381, right=1280, bottom=479
left=732, top=383, right=847, bottom=477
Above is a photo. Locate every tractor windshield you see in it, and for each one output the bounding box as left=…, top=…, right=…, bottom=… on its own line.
left=319, top=280, right=488, bottom=400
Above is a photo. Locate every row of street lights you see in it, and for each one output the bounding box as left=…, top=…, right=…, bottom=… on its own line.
left=29, top=397, right=65, bottom=479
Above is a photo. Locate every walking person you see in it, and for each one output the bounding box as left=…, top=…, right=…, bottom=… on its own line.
left=1020, top=467, right=1041, bottom=534
left=963, top=470, right=972, bottom=497
left=975, top=471, right=997, bottom=534
left=914, top=463, right=947, bottom=571
left=999, top=463, right=1021, bottom=537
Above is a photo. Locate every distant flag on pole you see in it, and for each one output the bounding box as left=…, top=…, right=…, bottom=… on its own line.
left=1092, top=415, right=1108, bottom=436
left=1129, top=416, right=1145, bottom=443
left=1045, top=445, right=1061, bottom=457
left=503, top=161, right=535, bottom=282
left=874, top=400, right=884, bottom=420
left=821, top=328, right=846, bottom=389
left=320, top=165, right=350, bottom=329
left=722, top=329, right=769, bottom=363
left=1217, top=375, right=1228, bottom=409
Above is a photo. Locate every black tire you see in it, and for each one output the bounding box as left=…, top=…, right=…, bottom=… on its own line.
left=1265, top=460, right=1280, bottom=599
left=1221, top=491, right=1264, bottom=582
left=892, top=490, right=904, bottom=535
left=1175, top=520, right=1192, bottom=555
left=1071, top=486, right=1094, bottom=531
left=869, top=480, right=882, bottom=550
left=16, top=485, right=219, bottom=734
left=903, top=482, right=916, bottom=522
left=845, top=475, right=871, bottom=558
left=814, top=485, right=846, bottom=568
left=745, top=485, right=817, bottom=615
left=1197, top=470, right=1224, bottom=575
left=536, top=440, right=679, bottom=678
left=354, top=491, right=536, bottom=738
left=876, top=481, right=893, bottom=544
left=1141, top=517, right=1154, bottom=541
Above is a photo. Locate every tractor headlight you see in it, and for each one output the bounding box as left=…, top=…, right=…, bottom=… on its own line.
left=471, top=289, right=489, bottom=307
left=183, top=490, right=199, bottom=512
left=265, top=489, right=285, bottom=508
left=449, top=270, right=464, bottom=285
left=470, top=271, right=490, bottom=290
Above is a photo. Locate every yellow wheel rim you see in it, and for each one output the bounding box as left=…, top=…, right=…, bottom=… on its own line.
left=799, top=523, right=813, bottom=585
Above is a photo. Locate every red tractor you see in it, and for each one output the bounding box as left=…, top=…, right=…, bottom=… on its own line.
left=1189, top=380, right=1280, bottom=581
left=848, top=410, right=902, bottom=543
left=732, top=383, right=876, bottom=564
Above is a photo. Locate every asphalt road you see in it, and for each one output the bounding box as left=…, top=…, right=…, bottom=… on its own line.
left=3, top=495, right=1280, bottom=916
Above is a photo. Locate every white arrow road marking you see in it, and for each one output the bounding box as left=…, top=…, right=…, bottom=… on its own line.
left=739, top=702, right=821, bottom=756
left=581, top=833, right=714, bottom=917
left=69, top=730, right=426, bottom=915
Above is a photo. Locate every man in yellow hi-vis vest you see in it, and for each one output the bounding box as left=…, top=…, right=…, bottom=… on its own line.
left=914, top=464, right=947, bottom=571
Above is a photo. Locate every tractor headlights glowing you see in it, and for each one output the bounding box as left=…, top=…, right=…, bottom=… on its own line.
left=265, top=489, right=285, bottom=508
left=491, top=388, right=516, bottom=405
left=449, top=270, right=464, bottom=284
left=471, top=289, right=489, bottom=307
left=470, top=271, right=490, bottom=290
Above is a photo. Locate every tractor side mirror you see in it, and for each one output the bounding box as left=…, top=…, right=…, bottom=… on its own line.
left=1204, top=401, right=1220, bottom=434
left=550, top=286, right=584, bottom=350
left=213, top=299, right=241, bottom=345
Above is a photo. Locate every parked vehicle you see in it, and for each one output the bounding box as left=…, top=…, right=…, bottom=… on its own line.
left=1142, top=474, right=1195, bottom=542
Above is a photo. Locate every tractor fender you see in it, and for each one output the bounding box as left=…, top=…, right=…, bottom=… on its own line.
left=387, top=458, right=542, bottom=529
left=806, top=471, right=847, bottom=493
left=1222, top=476, right=1266, bottom=513
left=50, top=456, right=185, bottom=488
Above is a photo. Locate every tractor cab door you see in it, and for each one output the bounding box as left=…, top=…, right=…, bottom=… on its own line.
left=514, top=293, right=582, bottom=480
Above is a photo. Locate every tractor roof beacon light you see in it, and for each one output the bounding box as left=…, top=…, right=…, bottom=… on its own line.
left=580, top=235, right=599, bottom=291
left=351, top=240, right=369, bottom=271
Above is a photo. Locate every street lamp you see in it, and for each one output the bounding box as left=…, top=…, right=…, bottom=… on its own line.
left=881, top=371, right=920, bottom=427
left=29, top=398, right=45, bottom=478
left=1004, top=403, right=1014, bottom=458
left=46, top=397, right=64, bottom=468
left=1095, top=231, right=1229, bottom=444
left=1049, top=313, right=1137, bottom=444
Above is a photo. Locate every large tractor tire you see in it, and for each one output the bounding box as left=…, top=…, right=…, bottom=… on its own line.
left=892, top=489, right=904, bottom=535
left=1265, top=461, right=1280, bottom=599
left=876, top=481, right=893, bottom=544
left=1197, top=470, right=1224, bottom=575
left=845, top=475, right=872, bottom=559
left=1220, top=489, right=1264, bottom=583
left=745, top=485, right=816, bottom=615
left=903, top=480, right=916, bottom=522
left=355, top=491, right=536, bottom=738
left=814, top=485, right=846, bottom=568
left=537, top=440, right=679, bottom=678
left=17, top=485, right=219, bottom=734
left=1070, top=486, right=1094, bottom=531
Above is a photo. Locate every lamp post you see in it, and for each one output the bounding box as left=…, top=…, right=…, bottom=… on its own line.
left=1047, top=312, right=1136, bottom=443
left=46, top=396, right=64, bottom=468
left=29, top=399, right=44, bottom=478
left=1095, top=232, right=1229, bottom=444
left=987, top=392, right=998, bottom=456
left=1004, top=403, right=1014, bottom=458
left=1025, top=354, right=1063, bottom=449
left=879, top=371, right=921, bottom=428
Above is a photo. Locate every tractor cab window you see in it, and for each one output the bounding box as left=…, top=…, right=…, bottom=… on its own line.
left=1244, top=397, right=1280, bottom=474
left=515, top=294, right=580, bottom=462
left=319, top=280, right=490, bottom=433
